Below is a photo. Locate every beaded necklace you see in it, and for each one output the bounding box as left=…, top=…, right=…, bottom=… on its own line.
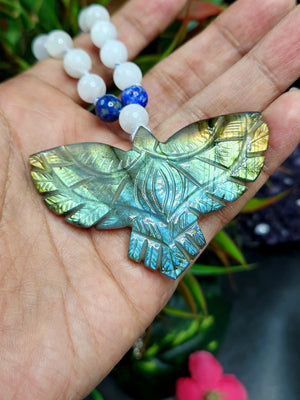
left=32, top=4, right=149, bottom=138
left=30, top=4, right=269, bottom=279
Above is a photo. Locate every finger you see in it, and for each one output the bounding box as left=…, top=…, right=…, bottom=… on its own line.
left=156, top=4, right=300, bottom=139
left=26, top=0, right=187, bottom=101
left=200, top=90, right=300, bottom=244
left=145, top=0, right=296, bottom=127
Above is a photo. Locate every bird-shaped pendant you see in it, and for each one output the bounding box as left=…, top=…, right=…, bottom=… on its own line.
left=30, top=112, right=269, bottom=279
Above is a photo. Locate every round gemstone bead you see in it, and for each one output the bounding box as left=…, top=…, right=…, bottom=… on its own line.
left=63, top=49, right=92, bottom=78
left=78, top=7, right=90, bottom=32
left=91, top=21, right=117, bottom=48
left=113, top=62, right=143, bottom=90
left=119, top=104, right=149, bottom=134
left=45, top=30, right=73, bottom=59
left=121, top=85, right=148, bottom=107
left=32, top=34, right=49, bottom=61
left=100, top=40, right=128, bottom=69
left=77, top=73, right=106, bottom=103
left=95, top=94, right=123, bottom=122
left=85, top=5, right=110, bottom=31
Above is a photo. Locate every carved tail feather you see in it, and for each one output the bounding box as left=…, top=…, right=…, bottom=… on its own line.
left=128, top=217, right=205, bottom=279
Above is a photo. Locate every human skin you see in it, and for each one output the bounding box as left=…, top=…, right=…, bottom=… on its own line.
left=0, top=0, right=299, bottom=399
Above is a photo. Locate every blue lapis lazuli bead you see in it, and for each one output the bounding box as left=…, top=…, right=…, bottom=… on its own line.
left=95, top=94, right=123, bottom=122
left=121, top=85, right=148, bottom=108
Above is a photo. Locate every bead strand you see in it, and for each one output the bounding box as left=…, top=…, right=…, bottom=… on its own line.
left=80, top=5, right=149, bottom=135
left=31, top=4, right=149, bottom=137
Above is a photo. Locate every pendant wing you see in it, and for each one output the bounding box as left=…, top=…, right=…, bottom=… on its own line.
left=162, top=112, right=269, bottom=216
left=30, top=143, right=139, bottom=228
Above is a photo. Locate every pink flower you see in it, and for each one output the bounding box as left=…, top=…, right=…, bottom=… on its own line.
left=176, top=351, right=248, bottom=400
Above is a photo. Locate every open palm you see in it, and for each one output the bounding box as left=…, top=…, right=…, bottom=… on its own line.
left=0, top=0, right=299, bottom=399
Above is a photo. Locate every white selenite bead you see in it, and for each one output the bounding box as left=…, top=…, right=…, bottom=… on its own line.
left=77, top=73, right=106, bottom=103
left=100, top=40, right=128, bottom=69
left=32, top=34, right=49, bottom=61
left=119, top=104, right=149, bottom=134
left=113, top=62, right=143, bottom=90
left=45, top=30, right=73, bottom=59
left=85, top=5, right=110, bottom=31
left=78, top=6, right=92, bottom=32
left=90, top=21, right=117, bottom=48
left=63, top=49, right=92, bottom=78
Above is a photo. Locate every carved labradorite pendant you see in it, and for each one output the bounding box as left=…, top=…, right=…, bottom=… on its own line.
left=30, top=112, right=269, bottom=279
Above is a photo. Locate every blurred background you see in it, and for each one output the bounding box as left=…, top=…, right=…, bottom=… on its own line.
left=0, top=1, right=299, bottom=399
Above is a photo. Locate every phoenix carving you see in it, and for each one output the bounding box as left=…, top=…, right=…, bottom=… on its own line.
left=30, top=112, right=269, bottom=279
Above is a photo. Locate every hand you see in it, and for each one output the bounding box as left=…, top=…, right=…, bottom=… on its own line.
left=0, top=0, right=299, bottom=398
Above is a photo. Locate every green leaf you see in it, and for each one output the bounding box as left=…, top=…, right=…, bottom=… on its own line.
left=241, top=189, right=291, bottom=212
left=177, top=277, right=198, bottom=316
left=21, top=0, right=44, bottom=13
left=166, top=319, right=200, bottom=347
left=213, top=230, right=246, bottom=264
left=134, top=54, right=161, bottom=74
left=177, top=0, right=224, bottom=22
left=0, top=41, right=30, bottom=70
left=90, top=389, right=104, bottom=400
left=0, top=0, right=22, bottom=18
left=37, top=0, right=62, bottom=31
left=163, top=305, right=204, bottom=319
left=191, top=263, right=256, bottom=276
left=160, top=17, right=189, bottom=60
left=205, top=0, right=225, bottom=5
left=182, top=272, right=208, bottom=315
left=1, top=17, right=22, bottom=47
left=135, top=357, right=175, bottom=375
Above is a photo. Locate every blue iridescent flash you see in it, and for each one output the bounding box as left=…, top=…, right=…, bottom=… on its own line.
left=95, top=94, right=123, bottom=122
left=121, top=85, right=148, bottom=107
